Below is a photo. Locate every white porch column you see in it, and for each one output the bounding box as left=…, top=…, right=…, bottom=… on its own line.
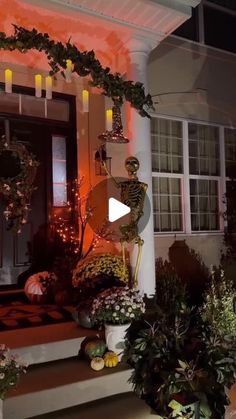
left=126, top=35, right=157, bottom=296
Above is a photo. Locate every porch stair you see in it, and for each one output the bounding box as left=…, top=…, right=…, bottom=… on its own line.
left=0, top=321, right=132, bottom=418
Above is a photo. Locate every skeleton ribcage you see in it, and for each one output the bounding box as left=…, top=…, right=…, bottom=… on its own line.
left=120, top=181, right=146, bottom=221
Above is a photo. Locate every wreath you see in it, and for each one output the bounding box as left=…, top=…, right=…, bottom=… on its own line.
left=0, top=136, right=39, bottom=233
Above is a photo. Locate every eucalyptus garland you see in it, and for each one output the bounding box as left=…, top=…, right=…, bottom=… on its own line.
left=0, top=136, right=39, bottom=233
left=0, top=25, right=154, bottom=117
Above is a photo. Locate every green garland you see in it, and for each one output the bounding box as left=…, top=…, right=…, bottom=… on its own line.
left=0, top=25, right=154, bottom=117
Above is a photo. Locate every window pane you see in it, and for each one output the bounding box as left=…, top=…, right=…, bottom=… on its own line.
left=190, top=179, right=219, bottom=231
left=52, top=136, right=67, bottom=207
left=153, top=195, right=159, bottom=211
left=171, top=178, right=181, bottom=194
left=226, top=180, right=236, bottom=232
left=152, top=177, right=182, bottom=232
left=172, top=196, right=181, bottom=212
left=225, top=128, right=236, bottom=177
left=189, top=141, right=198, bottom=157
left=204, top=6, right=236, bottom=53
left=208, top=0, right=236, bottom=11
left=153, top=213, right=160, bottom=231
left=172, top=214, right=182, bottom=231
left=191, top=214, right=199, bottom=231
left=189, top=158, right=199, bottom=174
left=160, top=196, right=169, bottom=212
left=160, top=177, right=169, bottom=194
left=151, top=118, right=183, bottom=174
left=199, top=197, right=209, bottom=211
left=160, top=214, right=171, bottom=231
left=53, top=184, right=67, bottom=207
left=188, top=123, right=220, bottom=175
left=173, top=7, right=199, bottom=41
left=200, top=214, right=209, bottom=230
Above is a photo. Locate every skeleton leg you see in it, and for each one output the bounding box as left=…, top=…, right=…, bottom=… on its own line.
left=120, top=240, right=127, bottom=281
left=133, top=238, right=144, bottom=288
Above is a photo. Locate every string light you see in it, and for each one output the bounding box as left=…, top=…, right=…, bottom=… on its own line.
left=52, top=177, right=113, bottom=263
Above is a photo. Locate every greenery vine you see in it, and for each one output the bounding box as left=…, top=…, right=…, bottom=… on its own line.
left=0, top=25, right=154, bottom=117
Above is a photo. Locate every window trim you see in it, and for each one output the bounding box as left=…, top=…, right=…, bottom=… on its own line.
left=151, top=113, right=230, bottom=236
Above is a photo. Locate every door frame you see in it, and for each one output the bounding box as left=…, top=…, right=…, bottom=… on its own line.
left=0, top=85, right=77, bottom=289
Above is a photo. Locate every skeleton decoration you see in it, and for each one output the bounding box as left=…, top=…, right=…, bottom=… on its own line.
left=119, top=157, right=147, bottom=288
left=99, top=148, right=147, bottom=288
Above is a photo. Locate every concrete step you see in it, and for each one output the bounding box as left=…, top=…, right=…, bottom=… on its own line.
left=3, top=358, right=132, bottom=419
left=0, top=322, right=102, bottom=365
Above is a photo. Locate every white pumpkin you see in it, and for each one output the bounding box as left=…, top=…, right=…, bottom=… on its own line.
left=24, top=271, right=56, bottom=304
left=90, top=357, right=105, bottom=371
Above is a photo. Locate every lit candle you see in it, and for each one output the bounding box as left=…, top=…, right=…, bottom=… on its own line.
left=82, top=89, right=89, bottom=113
left=65, top=59, right=73, bottom=83
left=45, top=76, right=52, bottom=100
left=5, top=69, right=12, bottom=94
left=106, top=109, right=113, bottom=131
left=35, top=74, right=42, bottom=98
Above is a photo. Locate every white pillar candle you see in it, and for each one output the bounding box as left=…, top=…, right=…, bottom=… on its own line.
left=5, top=69, right=12, bottom=94
left=82, top=89, right=89, bottom=112
left=65, top=59, right=73, bottom=83
left=106, top=109, right=113, bottom=131
left=35, top=74, right=42, bottom=98
left=45, top=75, right=52, bottom=100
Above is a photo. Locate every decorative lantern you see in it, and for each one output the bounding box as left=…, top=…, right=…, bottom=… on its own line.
left=95, top=145, right=111, bottom=176
left=98, top=98, right=129, bottom=144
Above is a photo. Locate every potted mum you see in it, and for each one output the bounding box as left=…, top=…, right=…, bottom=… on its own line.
left=0, top=344, right=27, bottom=417
left=91, top=286, right=145, bottom=360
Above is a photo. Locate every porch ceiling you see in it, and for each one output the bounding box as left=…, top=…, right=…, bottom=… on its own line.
left=0, top=0, right=200, bottom=73
left=25, top=0, right=201, bottom=43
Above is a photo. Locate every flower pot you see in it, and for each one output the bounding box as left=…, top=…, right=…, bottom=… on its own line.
left=72, top=306, right=94, bottom=329
left=105, top=323, right=131, bottom=361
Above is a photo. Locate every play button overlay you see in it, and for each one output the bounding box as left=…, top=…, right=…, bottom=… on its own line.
left=108, top=198, right=130, bottom=222
left=87, top=177, right=151, bottom=242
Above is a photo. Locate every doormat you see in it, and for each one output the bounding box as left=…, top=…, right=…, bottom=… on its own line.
left=0, top=302, right=73, bottom=331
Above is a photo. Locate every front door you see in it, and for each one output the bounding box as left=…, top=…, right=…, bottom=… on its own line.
left=0, top=115, right=76, bottom=286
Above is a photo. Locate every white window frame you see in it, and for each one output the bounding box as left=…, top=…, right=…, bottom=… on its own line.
left=151, top=113, right=229, bottom=236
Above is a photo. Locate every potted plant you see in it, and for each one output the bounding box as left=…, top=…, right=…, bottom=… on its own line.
left=72, top=254, right=130, bottom=291
left=0, top=344, right=27, bottom=417
left=124, top=263, right=236, bottom=418
left=72, top=253, right=131, bottom=328
left=91, top=286, right=145, bottom=360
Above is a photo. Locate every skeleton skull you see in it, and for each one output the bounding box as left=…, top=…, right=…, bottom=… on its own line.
left=125, top=156, right=140, bottom=178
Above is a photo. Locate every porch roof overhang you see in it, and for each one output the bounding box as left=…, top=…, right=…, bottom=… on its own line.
left=24, top=0, right=201, bottom=51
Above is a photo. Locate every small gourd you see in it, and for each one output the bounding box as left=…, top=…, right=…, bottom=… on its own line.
left=90, top=357, right=105, bottom=371
left=103, top=351, right=119, bottom=368
left=84, top=339, right=107, bottom=359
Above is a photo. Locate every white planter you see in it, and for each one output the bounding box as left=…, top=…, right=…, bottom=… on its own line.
left=105, top=323, right=131, bottom=361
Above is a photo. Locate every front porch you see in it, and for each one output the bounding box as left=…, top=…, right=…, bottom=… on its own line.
left=3, top=1, right=236, bottom=418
